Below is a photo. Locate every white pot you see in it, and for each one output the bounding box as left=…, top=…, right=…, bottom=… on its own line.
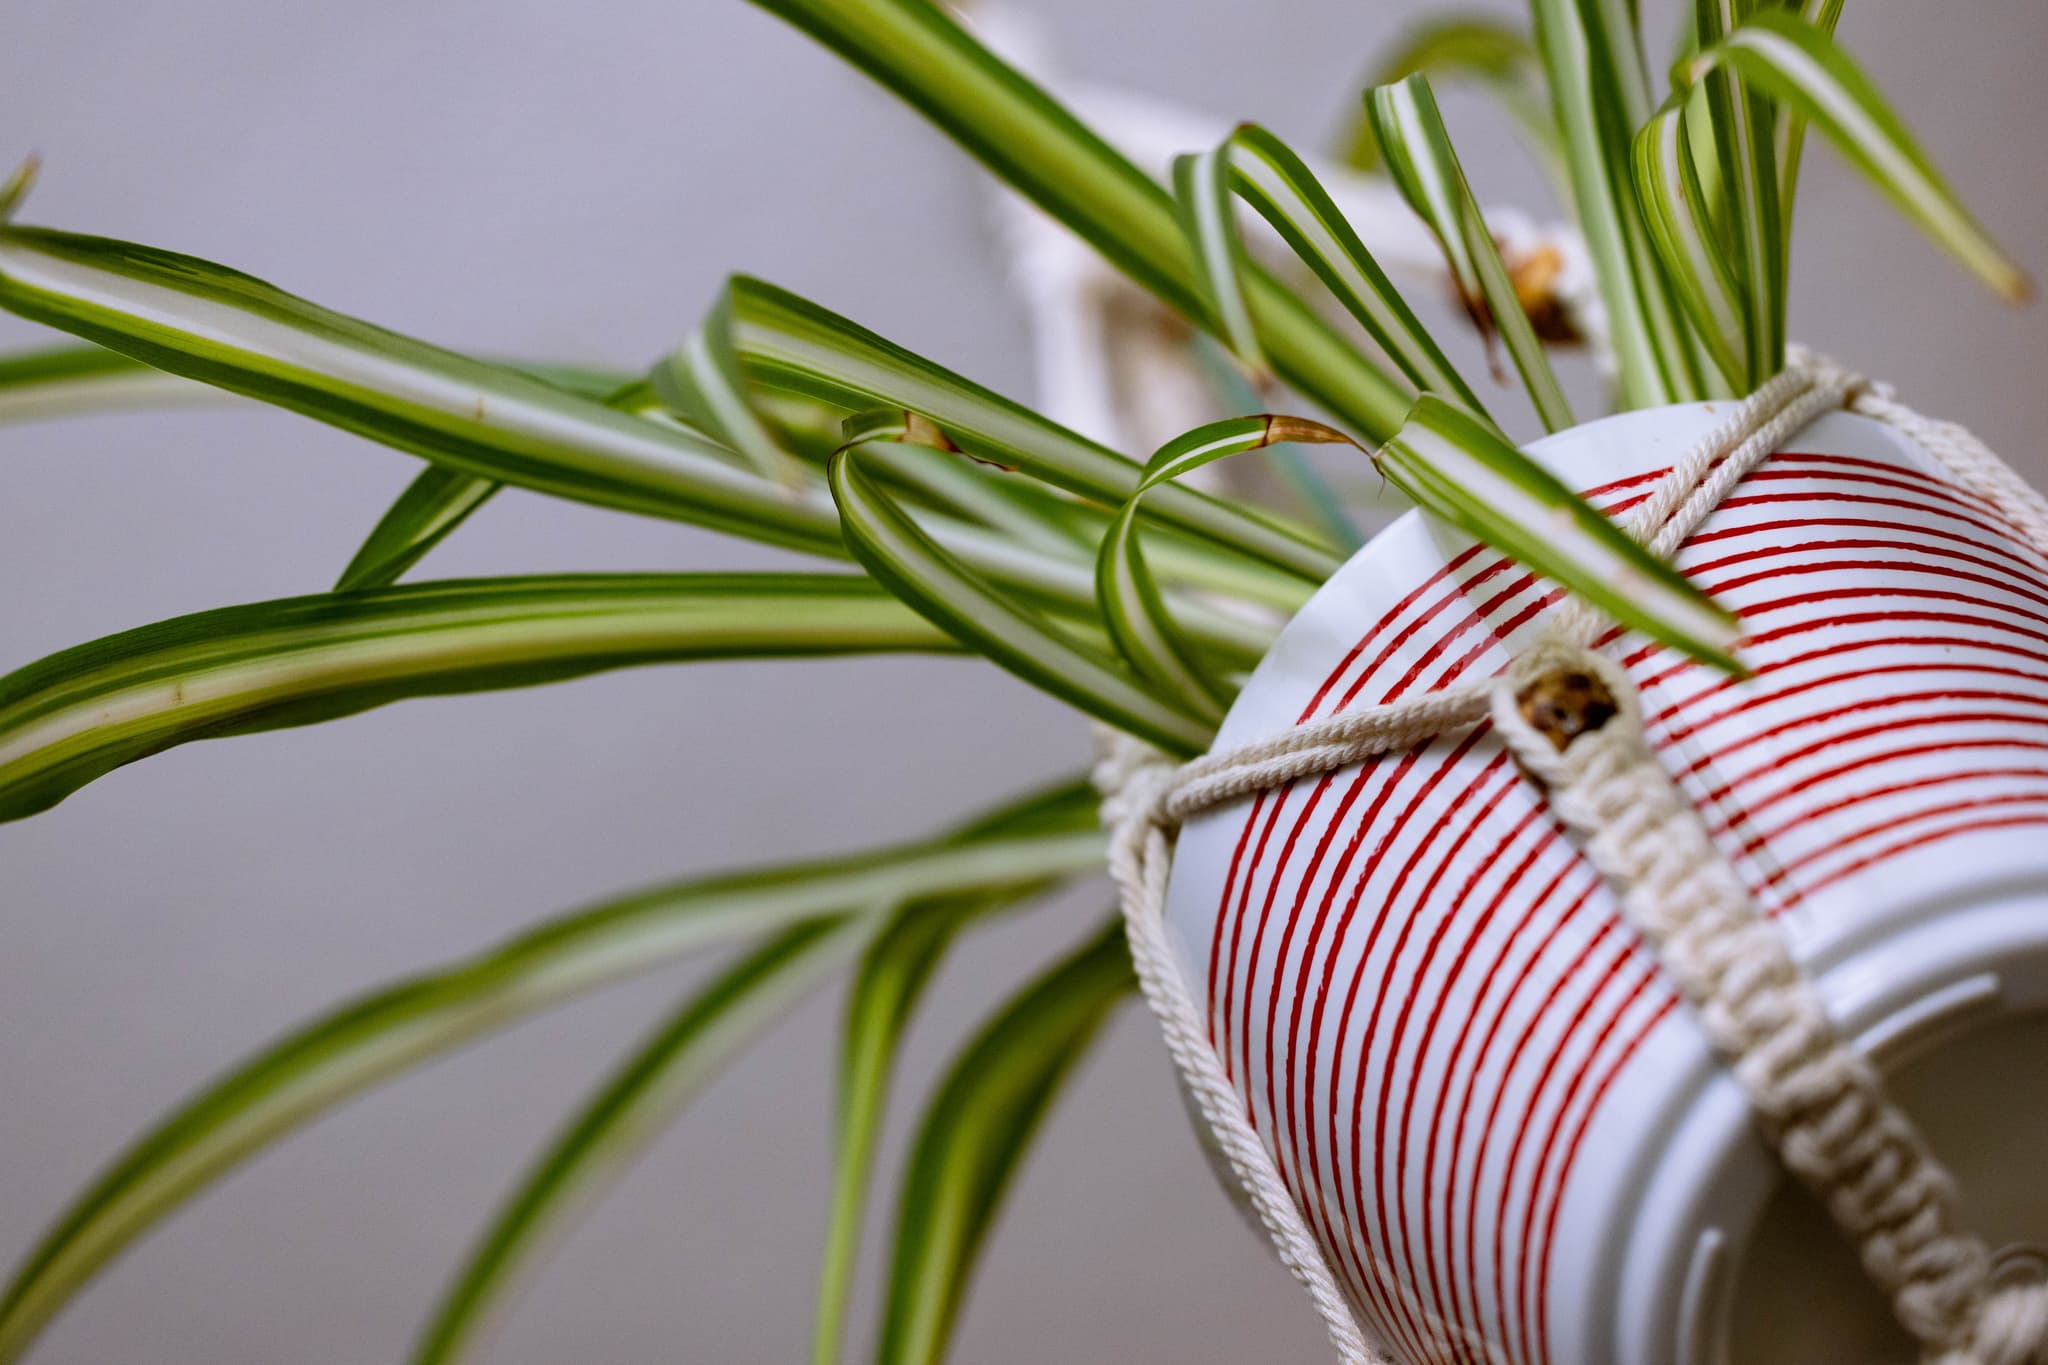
left=1163, top=401, right=2048, bottom=1364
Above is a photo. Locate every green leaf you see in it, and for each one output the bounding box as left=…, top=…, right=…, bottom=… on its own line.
left=0, top=573, right=955, bottom=823
left=1632, top=94, right=1748, bottom=386
left=0, top=786, right=1105, bottom=1364
left=810, top=888, right=1008, bottom=1365
left=0, top=226, right=849, bottom=555
left=1364, top=75, right=1574, bottom=432
left=744, top=0, right=1420, bottom=442
left=722, top=276, right=1340, bottom=580
left=1684, top=10, right=2030, bottom=301
left=334, top=466, right=503, bottom=591
left=1376, top=395, right=1741, bottom=670
left=0, top=343, right=635, bottom=434
left=1338, top=15, right=1566, bottom=196
left=652, top=284, right=810, bottom=487
left=1098, top=416, right=1352, bottom=723
left=1172, top=145, right=1266, bottom=374
left=830, top=439, right=1214, bottom=754
left=1529, top=0, right=1707, bottom=405
left=0, top=343, right=215, bottom=423
left=1207, top=125, right=1486, bottom=413
left=1773, top=0, right=1845, bottom=262
left=872, top=919, right=1133, bottom=1365
left=1186, top=335, right=1366, bottom=551
left=833, top=408, right=1085, bottom=560
left=1690, top=0, right=1785, bottom=385
left=333, top=380, right=675, bottom=590
left=414, top=919, right=869, bottom=1365
left=0, top=157, right=35, bottom=222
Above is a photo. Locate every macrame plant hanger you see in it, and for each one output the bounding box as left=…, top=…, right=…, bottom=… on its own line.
left=1096, top=353, right=2048, bottom=1365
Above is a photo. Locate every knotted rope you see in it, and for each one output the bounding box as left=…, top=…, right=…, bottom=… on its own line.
left=1098, top=352, right=2048, bottom=1365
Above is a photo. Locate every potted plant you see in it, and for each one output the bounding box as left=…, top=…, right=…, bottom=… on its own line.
left=0, top=1, right=2038, bottom=1362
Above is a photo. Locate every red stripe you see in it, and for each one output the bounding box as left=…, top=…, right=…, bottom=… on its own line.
left=1513, top=961, right=1657, bottom=1365
left=1734, top=764, right=2048, bottom=859
left=1195, top=436, right=2048, bottom=1365
left=1682, top=705, right=2048, bottom=790
left=1738, top=738, right=2048, bottom=826
left=1362, top=750, right=1522, bottom=1349
left=1529, top=996, right=1679, bottom=1359
left=1791, top=812, right=2048, bottom=903
left=1686, top=513, right=2048, bottom=579
left=1705, top=556, right=2048, bottom=616
left=1423, top=820, right=1575, bottom=1356
left=1684, top=532, right=2048, bottom=600
left=1762, top=790, right=2048, bottom=891
left=1485, top=916, right=1632, bottom=1364
left=1771, top=450, right=2008, bottom=517
left=1715, top=486, right=2042, bottom=550
left=1739, top=463, right=2025, bottom=530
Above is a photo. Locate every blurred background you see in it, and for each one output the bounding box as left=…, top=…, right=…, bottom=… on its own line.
left=2, top=2, right=2046, bottom=1361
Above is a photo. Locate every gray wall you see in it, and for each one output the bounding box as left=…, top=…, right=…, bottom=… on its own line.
left=2, top=2, right=2045, bottom=1362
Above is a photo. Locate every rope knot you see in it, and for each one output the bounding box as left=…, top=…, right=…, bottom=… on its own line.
left=1089, top=724, right=1176, bottom=830
left=1954, top=1253, right=2048, bottom=1365
left=1092, top=355, right=2045, bottom=1365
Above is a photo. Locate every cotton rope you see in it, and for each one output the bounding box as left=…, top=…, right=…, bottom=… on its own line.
left=1096, top=351, right=2048, bottom=1365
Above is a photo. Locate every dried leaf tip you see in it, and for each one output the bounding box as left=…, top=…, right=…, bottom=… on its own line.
left=1261, top=414, right=1357, bottom=448
left=902, top=411, right=960, bottom=452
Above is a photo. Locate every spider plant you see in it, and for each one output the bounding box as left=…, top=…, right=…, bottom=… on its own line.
left=0, top=2, right=2025, bottom=1362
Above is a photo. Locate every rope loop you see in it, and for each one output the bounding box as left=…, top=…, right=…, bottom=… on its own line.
left=1098, top=353, right=2048, bottom=1364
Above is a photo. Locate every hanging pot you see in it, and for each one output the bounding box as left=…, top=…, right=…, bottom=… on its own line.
left=1162, top=400, right=2048, bottom=1364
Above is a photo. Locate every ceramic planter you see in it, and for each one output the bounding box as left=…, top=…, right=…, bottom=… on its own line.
left=1163, top=401, right=2048, bottom=1364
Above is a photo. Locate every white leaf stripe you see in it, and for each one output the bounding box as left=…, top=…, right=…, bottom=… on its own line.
left=1633, top=98, right=1747, bottom=386
left=1379, top=398, right=1740, bottom=667
left=0, top=800, right=1103, bottom=1364
left=0, top=344, right=634, bottom=425
left=727, top=277, right=1341, bottom=579
left=0, top=574, right=955, bottom=823
left=413, top=918, right=869, bottom=1365
left=1100, top=511, right=1227, bottom=725
left=832, top=441, right=1214, bottom=753
left=1366, top=75, right=1574, bottom=431
left=1098, top=418, right=1277, bottom=719
left=1174, top=147, right=1265, bottom=372
left=1772, top=0, right=1846, bottom=256
left=811, top=890, right=994, bottom=1365
left=1528, top=0, right=1705, bottom=407
left=1141, top=419, right=1276, bottom=489
left=1691, top=0, right=1785, bottom=385
left=0, top=228, right=850, bottom=554
left=1339, top=16, right=1566, bottom=195
left=873, top=920, right=1131, bottom=1365
left=0, top=345, right=217, bottom=422
left=1691, top=13, right=2028, bottom=300
left=748, top=0, right=1418, bottom=441
left=654, top=284, right=810, bottom=486
left=1210, top=125, right=1479, bottom=410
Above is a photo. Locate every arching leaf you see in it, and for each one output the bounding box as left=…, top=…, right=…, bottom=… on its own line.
left=830, top=439, right=1214, bottom=754
left=0, top=785, right=1104, bottom=1364
left=0, top=573, right=954, bottom=822
left=0, top=225, right=847, bottom=554
left=872, top=919, right=1133, bottom=1365
left=1365, top=74, right=1574, bottom=431
left=1684, top=10, right=2029, bottom=301
left=413, top=919, right=869, bottom=1365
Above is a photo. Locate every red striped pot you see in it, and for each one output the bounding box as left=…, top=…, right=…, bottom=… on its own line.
left=1163, top=402, right=2048, bottom=1364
